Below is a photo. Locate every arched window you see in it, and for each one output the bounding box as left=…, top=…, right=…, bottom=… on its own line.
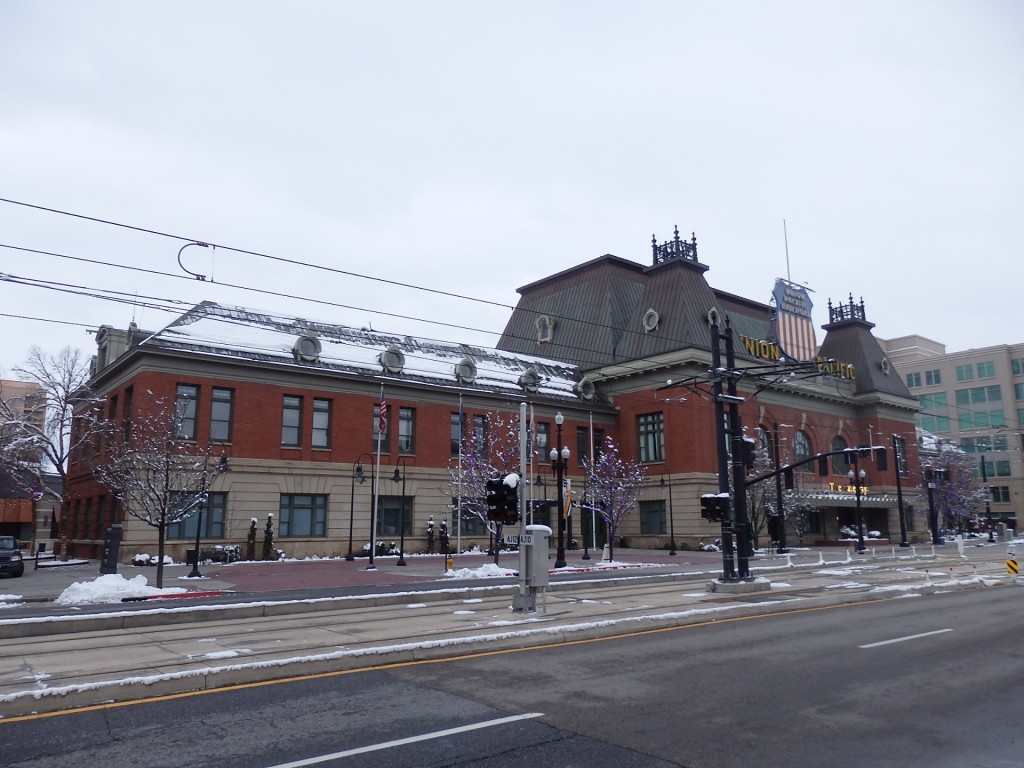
left=793, top=430, right=812, bottom=470
left=830, top=435, right=850, bottom=475
left=758, top=426, right=772, bottom=456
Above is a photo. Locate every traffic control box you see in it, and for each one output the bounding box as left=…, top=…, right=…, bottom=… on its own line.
left=525, top=524, right=552, bottom=588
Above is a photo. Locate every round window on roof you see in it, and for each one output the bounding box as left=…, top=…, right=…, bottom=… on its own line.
left=293, top=335, right=322, bottom=363
left=575, top=376, right=596, bottom=401
left=642, top=308, right=659, bottom=333
left=380, top=346, right=405, bottom=374
left=455, top=357, right=477, bottom=385
left=518, top=367, right=540, bottom=393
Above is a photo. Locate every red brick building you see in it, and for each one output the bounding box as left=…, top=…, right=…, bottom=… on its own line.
left=65, top=231, right=924, bottom=562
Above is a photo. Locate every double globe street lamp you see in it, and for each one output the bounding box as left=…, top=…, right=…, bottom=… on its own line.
left=550, top=412, right=570, bottom=569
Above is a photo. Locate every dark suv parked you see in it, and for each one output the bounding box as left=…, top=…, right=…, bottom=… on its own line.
left=0, top=536, right=25, bottom=578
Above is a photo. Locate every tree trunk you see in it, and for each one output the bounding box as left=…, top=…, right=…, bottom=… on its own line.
left=156, top=523, right=167, bottom=588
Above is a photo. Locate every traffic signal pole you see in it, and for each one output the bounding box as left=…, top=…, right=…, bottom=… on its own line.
left=710, top=316, right=737, bottom=582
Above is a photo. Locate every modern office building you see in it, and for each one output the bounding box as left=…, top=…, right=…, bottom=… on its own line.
left=880, top=335, right=1024, bottom=526
left=64, top=230, right=925, bottom=562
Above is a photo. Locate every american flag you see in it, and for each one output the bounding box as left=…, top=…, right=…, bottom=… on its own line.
left=772, top=279, right=817, bottom=363
left=378, top=398, right=387, bottom=433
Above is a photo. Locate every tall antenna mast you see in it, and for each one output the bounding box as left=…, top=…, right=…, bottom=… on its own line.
left=783, top=219, right=791, bottom=282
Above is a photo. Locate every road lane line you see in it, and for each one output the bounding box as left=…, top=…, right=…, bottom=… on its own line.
left=264, top=712, right=545, bottom=767
left=859, top=628, right=953, bottom=649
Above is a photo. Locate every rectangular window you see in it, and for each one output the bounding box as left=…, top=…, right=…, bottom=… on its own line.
left=994, top=460, right=1011, bottom=477
left=905, top=372, right=921, bottom=388
left=956, top=364, right=974, bottom=382
left=1013, top=358, right=1024, bottom=376
left=977, top=361, right=996, bottom=379
left=919, top=415, right=951, bottom=433
left=123, top=385, right=133, bottom=439
left=398, top=407, right=415, bottom=454
left=637, top=412, right=665, bottom=463
left=1019, top=407, right=1024, bottom=426
left=312, top=398, right=331, bottom=448
left=279, top=494, right=327, bottom=537
left=373, top=403, right=390, bottom=451
left=534, top=422, right=549, bottom=461
left=281, top=395, right=302, bottom=446
left=925, top=369, right=942, bottom=386
left=639, top=499, right=667, bottom=534
left=460, top=513, right=487, bottom=536
left=1015, top=383, right=1024, bottom=400
left=210, top=388, right=234, bottom=443
left=450, top=412, right=463, bottom=455
left=167, top=493, right=227, bottom=540
left=472, top=414, right=487, bottom=456
left=991, top=486, right=1011, bottom=504
left=576, top=427, right=589, bottom=467
left=376, top=495, right=412, bottom=536
left=175, top=384, right=199, bottom=440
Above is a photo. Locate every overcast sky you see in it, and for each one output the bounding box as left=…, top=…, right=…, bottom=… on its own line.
left=2, top=1, right=1021, bottom=376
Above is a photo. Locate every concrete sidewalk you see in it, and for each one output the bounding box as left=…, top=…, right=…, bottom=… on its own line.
left=0, top=543, right=1013, bottom=719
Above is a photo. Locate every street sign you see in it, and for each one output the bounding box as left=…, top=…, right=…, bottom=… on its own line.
left=504, top=534, right=534, bottom=545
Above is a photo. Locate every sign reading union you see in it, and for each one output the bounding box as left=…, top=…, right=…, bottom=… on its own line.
left=739, top=335, right=857, bottom=380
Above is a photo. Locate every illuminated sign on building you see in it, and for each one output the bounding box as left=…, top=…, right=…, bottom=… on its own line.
left=738, top=335, right=857, bottom=380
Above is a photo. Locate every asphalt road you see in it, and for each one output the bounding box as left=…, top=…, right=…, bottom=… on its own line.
left=2, top=585, right=1020, bottom=768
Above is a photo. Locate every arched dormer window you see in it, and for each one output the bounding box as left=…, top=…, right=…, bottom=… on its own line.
left=536, top=315, right=555, bottom=343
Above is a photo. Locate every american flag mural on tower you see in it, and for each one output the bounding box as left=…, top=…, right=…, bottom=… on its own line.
left=771, top=278, right=817, bottom=363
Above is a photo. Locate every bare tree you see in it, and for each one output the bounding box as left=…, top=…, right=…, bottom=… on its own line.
left=925, top=443, right=986, bottom=535
left=90, top=397, right=227, bottom=587
left=584, top=435, right=645, bottom=561
left=1, top=347, right=98, bottom=555
left=446, top=410, right=519, bottom=562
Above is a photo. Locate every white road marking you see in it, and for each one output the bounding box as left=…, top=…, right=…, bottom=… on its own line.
left=859, top=628, right=953, bottom=648
left=265, top=712, right=545, bottom=767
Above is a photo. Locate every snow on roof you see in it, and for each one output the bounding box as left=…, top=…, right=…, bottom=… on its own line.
left=141, top=301, right=586, bottom=401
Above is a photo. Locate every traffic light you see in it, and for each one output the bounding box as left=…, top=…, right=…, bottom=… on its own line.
left=783, top=468, right=794, bottom=490
left=503, top=482, right=519, bottom=525
left=700, top=494, right=729, bottom=523
left=485, top=477, right=504, bottom=521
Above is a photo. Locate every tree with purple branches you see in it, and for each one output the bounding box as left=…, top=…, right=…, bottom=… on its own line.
left=583, top=435, right=645, bottom=561
left=446, top=410, right=520, bottom=563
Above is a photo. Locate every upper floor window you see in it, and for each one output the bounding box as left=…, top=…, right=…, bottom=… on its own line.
left=450, top=412, right=463, bottom=456
left=1012, top=358, right=1024, bottom=376
left=991, top=486, right=1011, bottom=504
left=282, top=395, right=302, bottom=446
left=956, top=364, right=974, bottom=382
left=398, top=407, right=415, bottom=454
left=925, top=369, right=942, bottom=386
left=637, top=412, right=664, bottom=463
left=1015, top=383, right=1024, bottom=401
left=905, top=372, right=922, bottom=388
left=830, top=435, right=850, bottom=475
left=312, top=398, right=331, bottom=448
left=793, top=430, right=813, bottom=469
left=210, top=388, right=234, bottom=443
left=977, top=361, right=996, bottom=379
left=472, top=414, right=487, bottom=456
left=534, top=422, right=550, bottom=460
left=175, top=384, right=199, bottom=440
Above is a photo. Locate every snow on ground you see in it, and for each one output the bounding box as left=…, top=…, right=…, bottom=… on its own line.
left=54, top=574, right=193, bottom=605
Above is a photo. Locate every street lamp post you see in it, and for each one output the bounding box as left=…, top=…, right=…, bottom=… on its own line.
left=550, top=412, right=570, bottom=569
left=391, top=457, right=408, bottom=566
left=981, top=455, right=994, bottom=543
left=848, top=452, right=867, bottom=554
left=347, top=454, right=373, bottom=561
left=188, top=453, right=228, bottom=579
left=659, top=476, right=677, bottom=556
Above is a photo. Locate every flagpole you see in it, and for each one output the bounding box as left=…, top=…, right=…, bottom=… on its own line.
left=369, top=383, right=384, bottom=571
left=589, top=411, right=596, bottom=554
